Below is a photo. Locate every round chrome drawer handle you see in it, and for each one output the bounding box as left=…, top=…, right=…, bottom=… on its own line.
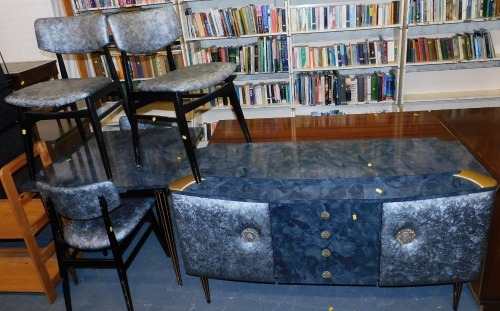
left=396, top=228, right=416, bottom=245
left=320, top=211, right=330, bottom=220
left=322, top=249, right=331, bottom=257
left=322, top=271, right=332, bottom=279
left=321, top=230, right=331, bottom=239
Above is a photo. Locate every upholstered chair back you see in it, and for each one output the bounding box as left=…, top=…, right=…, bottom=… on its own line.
left=107, top=6, right=183, bottom=54
left=36, top=181, right=122, bottom=220
left=35, top=14, right=109, bottom=54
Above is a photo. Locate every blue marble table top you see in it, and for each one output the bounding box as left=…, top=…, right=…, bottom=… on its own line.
left=180, top=139, right=490, bottom=201
left=27, top=129, right=490, bottom=195
left=197, top=138, right=487, bottom=179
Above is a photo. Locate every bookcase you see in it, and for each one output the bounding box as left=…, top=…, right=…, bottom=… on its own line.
left=288, top=0, right=402, bottom=116
left=177, top=0, right=294, bottom=129
left=66, top=0, right=500, bottom=130
left=400, top=0, right=500, bottom=111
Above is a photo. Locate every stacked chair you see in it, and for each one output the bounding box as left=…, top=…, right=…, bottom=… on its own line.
left=4, top=14, right=128, bottom=180
left=107, top=6, right=252, bottom=183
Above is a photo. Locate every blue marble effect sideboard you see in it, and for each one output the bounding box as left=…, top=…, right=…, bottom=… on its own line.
left=170, top=138, right=497, bottom=310
left=24, top=128, right=498, bottom=310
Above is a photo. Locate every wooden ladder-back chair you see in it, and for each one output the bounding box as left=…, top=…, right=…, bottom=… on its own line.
left=0, top=141, right=60, bottom=303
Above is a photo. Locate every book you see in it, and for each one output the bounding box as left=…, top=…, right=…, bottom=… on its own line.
left=357, top=74, right=366, bottom=102
left=279, top=35, right=289, bottom=72
left=333, top=71, right=346, bottom=104
left=368, top=41, right=377, bottom=64
left=193, top=13, right=207, bottom=37
left=91, top=54, right=106, bottom=77
left=370, top=72, right=379, bottom=101
left=384, top=72, right=394, bottom=100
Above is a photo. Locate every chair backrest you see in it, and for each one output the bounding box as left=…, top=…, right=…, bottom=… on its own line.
left=35, top=14, right=109, bottom=54
left=107, top=6, right=183, bottom=54
left=36, top=181, right=121, bottom=220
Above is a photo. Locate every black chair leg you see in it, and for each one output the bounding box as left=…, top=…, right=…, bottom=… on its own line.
left=86, top=99, right=112, bottom=179
left=20, top=109, right=37, bottom=181
left=131, top=114, right=141, bottom=167
left=69, top=103, right=87, bottom=142
left=173, top=93, right=202, bottom=183
left=116, top=265, right=134, bottom=311
left=200, top=276, right=211, bottom=303
left=226, top=78, right=252, bottom=143
left=453, top=282, right=463, bottom=311
left=61, top=264, right=73, bottom=311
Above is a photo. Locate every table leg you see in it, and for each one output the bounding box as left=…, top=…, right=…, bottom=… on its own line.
left=154, top=189, right=182, bottom=286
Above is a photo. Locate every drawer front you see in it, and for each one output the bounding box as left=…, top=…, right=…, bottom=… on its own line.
left=379, top=191, right=495, bottom=286
left=271, top=200, right=381, bottom=285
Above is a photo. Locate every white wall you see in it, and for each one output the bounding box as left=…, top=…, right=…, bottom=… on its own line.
left=0, top=0, right=80, bottom=77
left=0, top=0, right=60, bottom=62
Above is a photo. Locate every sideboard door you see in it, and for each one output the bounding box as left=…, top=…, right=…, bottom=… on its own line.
left=171, top=193, right=276, bottom=283
left=379, top=190, right=495, bottom=286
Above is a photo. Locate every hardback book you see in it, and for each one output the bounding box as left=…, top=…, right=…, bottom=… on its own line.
left=370, top=72, right=379, bottom=101
left=333, top=71, right=346, bottom=104
left=356, top=74, right=366, bottom=102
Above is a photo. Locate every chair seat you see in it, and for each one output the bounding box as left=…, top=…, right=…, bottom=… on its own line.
left=5, top=77, right=113, bottom=108
left=137, top=62, right=236, bottom=93
left=64, top=197, right=155, bottom=250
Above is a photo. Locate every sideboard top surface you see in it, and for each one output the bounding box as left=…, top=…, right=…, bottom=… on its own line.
left=194, top=138, right=488, bottom=180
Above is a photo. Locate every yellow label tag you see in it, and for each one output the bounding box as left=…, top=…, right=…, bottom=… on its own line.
left=352, top=214, right=357, bottom=220
left=367, top=162, right=372, bottom=167
left=109, top=227, right=113, bottom=232
left=376, top=188, right=383, bottom=194
left=182, top=135, right=187, bottom=140
left=22, top=129, right=26, bottom=135
left=152, top=117, right=156, bottom=122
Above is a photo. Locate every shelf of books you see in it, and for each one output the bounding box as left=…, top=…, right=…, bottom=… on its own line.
left=72, top=0, right=170, bottom=14
left=288, top=0, right=402, bottom=115
left=401, top=1, right=500, bottom=110
left=177, top=0, right=294, bottom=126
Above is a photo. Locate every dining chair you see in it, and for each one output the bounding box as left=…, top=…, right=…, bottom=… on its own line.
left=107, top=6, right=252, bottom=184
left=36, top=181, right=170, bottom=311
left=4, top=14, right=128, bottom=180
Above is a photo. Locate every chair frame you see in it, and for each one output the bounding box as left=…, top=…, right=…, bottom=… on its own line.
left=18, top=16, right=128, bottom=181
left=120, top=45, right=251, bottom=183
left=108, top=6, right=251, bottom=184
left=42, top=187, right=170, bottom=311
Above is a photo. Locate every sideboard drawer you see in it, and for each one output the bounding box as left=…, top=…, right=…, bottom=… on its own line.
left=272, top=201, right=382, bottom=285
